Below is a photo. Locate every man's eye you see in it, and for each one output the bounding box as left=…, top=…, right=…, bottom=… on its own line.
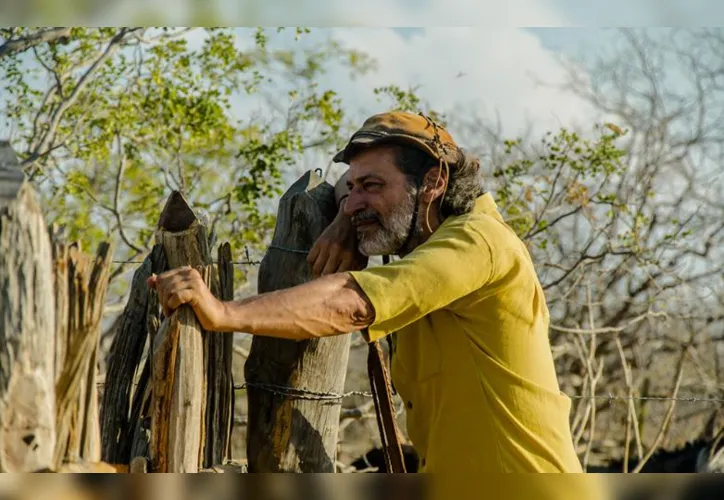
left=364, top=182, right=382, bottom=189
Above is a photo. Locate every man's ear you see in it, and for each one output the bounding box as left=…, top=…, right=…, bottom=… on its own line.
left=420, top=166, right=448, bottom=203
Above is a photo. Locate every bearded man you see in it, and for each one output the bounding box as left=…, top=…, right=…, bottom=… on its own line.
left=149, top=112, right=604, bottom=497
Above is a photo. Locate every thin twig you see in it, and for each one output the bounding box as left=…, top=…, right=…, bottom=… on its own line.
left=550, top=310, right=668, bottom=335
left=615, top=333, right=643, bottom=471
left=582, top=282, right=599, bottom=471
left=631, top=347, right=687, bottom=473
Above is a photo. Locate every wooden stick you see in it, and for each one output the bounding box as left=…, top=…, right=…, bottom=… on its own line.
left=150, top=313, right=180, bottom=472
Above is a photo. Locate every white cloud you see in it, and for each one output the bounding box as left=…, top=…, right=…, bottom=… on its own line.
left=319, top=27, right=602, bottom=142
left=183, top=23, right=606, bottom=147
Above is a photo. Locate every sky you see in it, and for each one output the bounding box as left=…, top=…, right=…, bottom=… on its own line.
left=1, top=24, right=615, bottom=147
left=7, top=0, right=709, bottom=144
left=1, top=1, right=714, bottom=164
left=78, top=0, right=724, bottom=27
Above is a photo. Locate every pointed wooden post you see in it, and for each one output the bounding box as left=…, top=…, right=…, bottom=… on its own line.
left=149, top=191, right=233, bottom=472
left=244, top=170, right=351, bottom=472
left=150, top=192, right=208, bottom=472
left=0, top=141, right=56, bottom=472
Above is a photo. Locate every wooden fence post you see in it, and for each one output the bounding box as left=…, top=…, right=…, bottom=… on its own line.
left=244, top=170, right=351, bottom=472
left=100, top=244, right=165, bottom=464
left=0, top=141, right=56, bottom=472
left=205, top=242, right=234, bottom=465
left=51, top=228, right=69, bottom=385
left=150, top=191, right=233, bottom=472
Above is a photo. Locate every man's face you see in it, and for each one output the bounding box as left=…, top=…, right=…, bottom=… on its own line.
left=343, top=146, right=417, bottom=256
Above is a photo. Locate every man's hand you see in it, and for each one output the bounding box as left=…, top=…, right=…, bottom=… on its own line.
left=147, top=266, right=227, bottom=331
left=308, top=201, right=368, bottom=277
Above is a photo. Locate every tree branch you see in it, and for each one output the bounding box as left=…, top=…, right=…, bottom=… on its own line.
left=22, top=28, right=142, bottom=177
left=0, top=27, right=72, bottom=60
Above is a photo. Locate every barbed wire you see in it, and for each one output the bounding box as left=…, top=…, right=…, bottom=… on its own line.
left=95, top=380, right=724, bottom=405
left=567, top=394, right=724, bottom=404
left=236, top=382, right=373, bottom=401
left=111, top=244, right=310, bottom=267
left=228, top=382, right=724, bottom=405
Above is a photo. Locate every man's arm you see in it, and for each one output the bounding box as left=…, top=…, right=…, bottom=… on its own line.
left=148, top=267, right=375, bottom=340
left=219, top=271, right=374, bottom=339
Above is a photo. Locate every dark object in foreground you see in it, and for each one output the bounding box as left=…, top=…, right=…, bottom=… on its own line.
left=350, top=444, right=420, bottom=473
left=588, top=424, right=724, bottom=473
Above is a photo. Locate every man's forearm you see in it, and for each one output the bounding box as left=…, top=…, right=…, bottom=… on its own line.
left=215, top=272, right=374, bottom=340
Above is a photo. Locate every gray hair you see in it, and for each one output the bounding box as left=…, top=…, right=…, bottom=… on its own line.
left=393, top=145, right=484, bottom=218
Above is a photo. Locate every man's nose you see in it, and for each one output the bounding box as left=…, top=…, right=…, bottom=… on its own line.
left=343, top=191, right=365, bottom=217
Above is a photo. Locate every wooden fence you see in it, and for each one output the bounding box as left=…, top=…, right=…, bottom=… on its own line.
left=0, top=141, right=348, bottom=473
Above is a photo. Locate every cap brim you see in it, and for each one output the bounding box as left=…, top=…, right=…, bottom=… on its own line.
left=332, top=136, right=377, bottom=164
left=332, top=134, right=438, bottom=164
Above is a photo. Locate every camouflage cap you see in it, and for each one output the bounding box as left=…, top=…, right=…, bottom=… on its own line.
left=333, top=111, right=459, bottom=164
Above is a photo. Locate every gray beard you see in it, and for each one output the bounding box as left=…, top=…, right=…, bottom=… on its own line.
left=357, top=188, right=418, bottom=257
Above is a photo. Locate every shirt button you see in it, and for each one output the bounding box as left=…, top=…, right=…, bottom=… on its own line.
left=406, top=400, right=413, bottom=409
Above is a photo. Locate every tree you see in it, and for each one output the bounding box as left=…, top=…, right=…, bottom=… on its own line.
left=0, top=27, right=375, bottom=298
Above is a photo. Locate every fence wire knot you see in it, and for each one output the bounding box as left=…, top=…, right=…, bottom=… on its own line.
left=237, top=381, right=372, bottom=401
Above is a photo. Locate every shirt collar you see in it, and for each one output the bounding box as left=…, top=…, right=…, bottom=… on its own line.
left=473, top=192, right=498, bottom=215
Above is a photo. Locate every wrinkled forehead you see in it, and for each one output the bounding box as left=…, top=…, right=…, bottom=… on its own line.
left=347, top=146, right=403, bottom=182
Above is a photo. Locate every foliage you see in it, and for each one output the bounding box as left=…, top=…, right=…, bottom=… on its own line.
left=0, top=27, right=375, bottom=292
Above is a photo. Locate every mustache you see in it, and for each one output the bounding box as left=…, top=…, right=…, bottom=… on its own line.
left=351, top=211, right=381, bottom=227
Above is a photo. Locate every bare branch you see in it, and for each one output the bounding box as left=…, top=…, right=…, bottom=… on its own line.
left=22, top=28, right=142, bottom=177
left=551, top=311, right=668, bottom=335
left=631, top=346, right=687, bottom=473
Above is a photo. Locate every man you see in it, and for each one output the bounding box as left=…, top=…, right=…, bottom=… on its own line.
left=148, top=111, right=598, bottom=491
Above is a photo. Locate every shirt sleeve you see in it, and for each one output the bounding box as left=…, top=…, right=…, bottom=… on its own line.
left=349, top=218, right=495, bottom=342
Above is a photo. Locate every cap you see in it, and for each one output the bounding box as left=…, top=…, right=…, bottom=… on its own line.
left=333, top=111, right=459, bottom=164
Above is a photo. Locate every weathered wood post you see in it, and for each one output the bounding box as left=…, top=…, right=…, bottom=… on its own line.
left=149, top=191, right=233, bottom=472
left=150, top=192, right=208, bottom=472
left=205, top=242, right=235, bottom=465
left=244, top=170, right=351, bottom=472
left=0, top=141, right=56, bottom=472
left=51, top=229, right=69, bottom=384
left=100, top=244, right=165, bottom=464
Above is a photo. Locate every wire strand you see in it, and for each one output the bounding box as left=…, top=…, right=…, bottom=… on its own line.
left=95, top=381, right=724, bottom=405
left=111, top=244, right=311, bottom=267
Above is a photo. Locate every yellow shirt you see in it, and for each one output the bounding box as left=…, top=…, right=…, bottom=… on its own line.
left=350, top=194, right=605, bottom=497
